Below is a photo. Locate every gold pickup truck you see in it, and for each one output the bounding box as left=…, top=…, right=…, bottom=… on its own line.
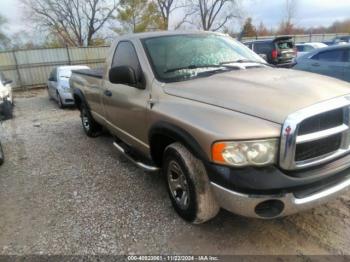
left=70, top=31, right=350, bottom=223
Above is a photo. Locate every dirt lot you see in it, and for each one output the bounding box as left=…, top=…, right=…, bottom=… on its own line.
left=0, top=89, right=349, bottom=255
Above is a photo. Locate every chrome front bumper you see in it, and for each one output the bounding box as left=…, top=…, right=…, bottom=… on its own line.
left=211, top=177, right=350, bottom=218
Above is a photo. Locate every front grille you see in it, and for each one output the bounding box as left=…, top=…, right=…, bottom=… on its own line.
left=295, top=133, right=342, bottom=161
left=298, top=108, right=343, bottom=135
left=280, top=96, right=350, bottom=170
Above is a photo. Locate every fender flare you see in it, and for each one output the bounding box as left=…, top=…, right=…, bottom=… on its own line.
left=148, top=121, right=209, bottom=165
left=72, top=88, right=88, bottom=110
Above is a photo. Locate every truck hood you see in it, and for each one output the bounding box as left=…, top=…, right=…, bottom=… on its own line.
left=163, top=68, right=350, bottom=124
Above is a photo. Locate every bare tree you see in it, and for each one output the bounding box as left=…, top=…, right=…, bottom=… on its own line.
left=0, top=15, right=10, bottom=49
left=183, top=0, right=240, bottom=31
left=156, top=0, right=187, bottom=30
left=22, top=0, right=118, bottom=46
left=279, top=0, right=298, bottom=34
left=285, top=0, right=298, bottom=25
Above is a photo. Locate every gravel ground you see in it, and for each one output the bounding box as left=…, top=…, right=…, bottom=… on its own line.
left=0, top=89, right=349, bottom=255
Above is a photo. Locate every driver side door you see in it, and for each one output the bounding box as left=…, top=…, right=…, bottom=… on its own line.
left=103, top=41, right=150, bottom=151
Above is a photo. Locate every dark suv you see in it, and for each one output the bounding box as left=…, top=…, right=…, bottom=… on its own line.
left=244, top=37, right=296, bottom=67
left=332, top=35, right=350, bottom=45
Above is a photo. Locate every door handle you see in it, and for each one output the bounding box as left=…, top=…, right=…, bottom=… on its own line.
left=104, top=90, right=112, bottom=97
left=311, top=63, right=320, bottom=67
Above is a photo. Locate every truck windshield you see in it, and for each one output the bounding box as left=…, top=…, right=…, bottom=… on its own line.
left=142, top=34, right=266, bottom=82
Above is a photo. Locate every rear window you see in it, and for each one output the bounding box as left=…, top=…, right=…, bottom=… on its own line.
left=296, top=45, right=304, bottom=52
left=276, top=41, right=294, bottom=50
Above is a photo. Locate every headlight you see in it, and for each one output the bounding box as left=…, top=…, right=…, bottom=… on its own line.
left=60, top=85, right=70, bottom=92
left=212, top=139, right=278, bottom=167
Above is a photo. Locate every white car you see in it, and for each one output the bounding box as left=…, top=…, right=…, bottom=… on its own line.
left=0, top=72, right=13, bottom=119
left=48, top=65, right=89, bottom=108
left=295, top=42, right=328, bottom=58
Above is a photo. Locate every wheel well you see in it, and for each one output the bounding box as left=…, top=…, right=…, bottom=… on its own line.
left=74, top=94, right=82, bottom=110
left=150, top=134, right=175, bottom=166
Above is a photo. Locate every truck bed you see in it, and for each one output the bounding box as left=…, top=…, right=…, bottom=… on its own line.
left=72, top=68, right=104, bottom=79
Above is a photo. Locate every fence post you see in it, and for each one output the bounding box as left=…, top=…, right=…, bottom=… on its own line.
left=12, top=50, right=23, bottom=90
left=66, top=45, right=71, bottom=65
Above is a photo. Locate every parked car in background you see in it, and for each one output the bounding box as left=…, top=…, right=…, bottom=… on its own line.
left=244, top=36, right=296, bottom=67
left=293, top=44, right=350, bottom=82
left=48, top=65, right=89, bottom=108
left=71, top=31, right=350, bottom=223
left=0, top=72, right=14, bottom=119
left=322, top=41, right=334, bottom=46
left=295, top=42, right=328, bottom=57
left=332, top=35, right=350, bottom=45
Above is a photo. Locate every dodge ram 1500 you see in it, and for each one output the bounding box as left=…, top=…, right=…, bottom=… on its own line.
left=70, top=31, right=350, bottom=223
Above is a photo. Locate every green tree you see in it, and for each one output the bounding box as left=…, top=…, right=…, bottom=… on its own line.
left=115, top=0, right=164, bottom=34
left=241, top=17, right=256, bottom=37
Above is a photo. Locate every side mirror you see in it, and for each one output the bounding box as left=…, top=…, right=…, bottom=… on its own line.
left=2, top=79, right=13, bottom=85
left=109, top=65, right=141, bottom=88
left=48, top=77, right=55, bottom=82
left=258, top=53, right=268, bottom=61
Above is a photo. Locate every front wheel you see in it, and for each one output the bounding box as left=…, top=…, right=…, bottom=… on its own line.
left=0, top=142, right=4, bottom=165
left=57, top=92, right=64, bottom=109
left=163, top=142, right=219, bottom=224
left=80, top=103, right=101, bottom=137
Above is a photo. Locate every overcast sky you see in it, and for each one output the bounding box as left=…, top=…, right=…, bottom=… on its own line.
left=1, top=0, right=350, bottom=35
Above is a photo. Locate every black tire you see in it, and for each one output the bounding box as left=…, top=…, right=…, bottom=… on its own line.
left=47, top=87, right=53, bottom=101
left=163, top=142, right=220, bottom=224
left=80, top=102, right=102, bottom=137
left=57, top=92, right=64, bottom=109
left=0, top=142, right=4, bottom=166
left=2, top=100, right=13, bottom=120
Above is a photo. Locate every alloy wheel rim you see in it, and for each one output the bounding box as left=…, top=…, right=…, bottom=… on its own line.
left=167, top=160, right=190, bottom=210
left=82, top=110, right=90, bottom=131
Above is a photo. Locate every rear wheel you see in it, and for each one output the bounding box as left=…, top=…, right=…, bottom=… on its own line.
left=80, top=103, right=101, bottom=137
left=1, top=100, right=13, bottom=120
left=47, top=86, right=52, bottom=100
left=163, top=142, right=219, bottom=224
left=0, top=142, right=4, bottom=165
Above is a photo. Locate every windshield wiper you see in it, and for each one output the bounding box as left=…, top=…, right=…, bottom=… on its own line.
left=164, top=64, right=226, bottom=74
left=220, top=60, right=273, bottom=67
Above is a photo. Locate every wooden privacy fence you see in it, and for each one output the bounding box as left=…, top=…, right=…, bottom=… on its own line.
left=0, top=46, right=109, bottom=90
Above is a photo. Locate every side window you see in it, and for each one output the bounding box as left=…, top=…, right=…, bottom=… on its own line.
left=254, top=43, right=272, bottom=54
left=112, top=41, right=141, bottom=77
left=345, top=49, right=350, bottom=62
left=296, top=46, right=304, bottom=52
left=312, top=49, right=345, bottom=62
left=49, top=68, right=57, bottom=81
left=303, top=45, right=314, bottom=52
left=244, top=43, right=252, bottom=50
